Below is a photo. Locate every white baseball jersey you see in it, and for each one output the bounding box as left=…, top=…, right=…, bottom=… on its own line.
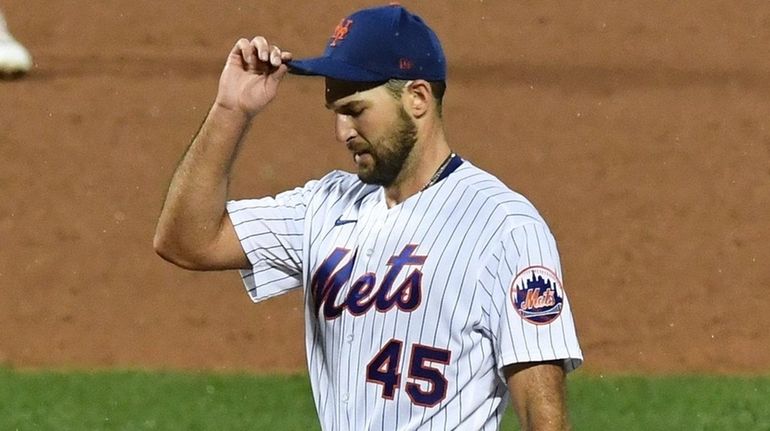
left=226, top=159, right=582, bottom=430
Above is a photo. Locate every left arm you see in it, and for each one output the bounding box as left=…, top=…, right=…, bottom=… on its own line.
left=504, top=360, right=570, bottom=431
left=483, top=222, right=582, bottom=429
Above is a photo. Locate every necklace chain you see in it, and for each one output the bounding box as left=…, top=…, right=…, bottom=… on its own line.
left=422, top=152, right=455, bottom=191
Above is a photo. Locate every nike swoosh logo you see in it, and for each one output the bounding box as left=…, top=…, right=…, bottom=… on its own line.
left=334, top=218, right=357, bottom=226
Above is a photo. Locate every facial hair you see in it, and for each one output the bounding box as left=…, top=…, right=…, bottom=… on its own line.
left=357, top=106, right=418, bottom=187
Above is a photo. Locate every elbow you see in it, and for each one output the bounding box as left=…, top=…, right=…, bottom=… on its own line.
left=153, top=231, right=174, bottom=262
left=153, top=229, right=202, bottom=270
left=153, top=230, right=181, bottom=265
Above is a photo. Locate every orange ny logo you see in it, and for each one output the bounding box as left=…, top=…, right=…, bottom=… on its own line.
left=330, top=19, right=353, bottom=47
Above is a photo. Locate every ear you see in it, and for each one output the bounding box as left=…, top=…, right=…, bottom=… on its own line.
left=404, top=80, right=432, bottom=119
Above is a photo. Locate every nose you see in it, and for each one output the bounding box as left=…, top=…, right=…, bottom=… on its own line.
left=335, top=114, right=358, bottom=144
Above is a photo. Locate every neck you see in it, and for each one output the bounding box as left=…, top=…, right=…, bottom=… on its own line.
left=383, top=126, right=450, bottom=208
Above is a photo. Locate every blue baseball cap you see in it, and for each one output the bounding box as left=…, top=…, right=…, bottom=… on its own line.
left=288, top=4, right=446, bottom=82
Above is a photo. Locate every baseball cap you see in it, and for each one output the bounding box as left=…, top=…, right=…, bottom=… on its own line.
left=287, top=4, right=446, bottom=82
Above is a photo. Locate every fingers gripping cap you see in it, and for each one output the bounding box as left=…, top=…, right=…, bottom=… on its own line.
left=287, top=5, right=446, bottom=82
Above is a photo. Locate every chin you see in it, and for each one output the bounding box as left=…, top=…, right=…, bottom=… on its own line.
left=358, top=170, right=398, bottom=187
left=357, top=172, right=377, bottom=185
left=356, top=170, right=383, bottom=186
left=354, top=162, right=376, bottom=183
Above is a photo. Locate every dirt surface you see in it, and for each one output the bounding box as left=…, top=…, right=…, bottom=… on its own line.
left=1, top=1, right=769, bottom=374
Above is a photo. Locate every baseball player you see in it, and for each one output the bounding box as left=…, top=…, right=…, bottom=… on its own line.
left=0, top=8, right=32, bottom=77
left=155, top=5, right=582, bottom=430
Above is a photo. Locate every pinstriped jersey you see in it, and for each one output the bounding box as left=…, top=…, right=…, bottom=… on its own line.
left=226, top=160, right=582, bottom=430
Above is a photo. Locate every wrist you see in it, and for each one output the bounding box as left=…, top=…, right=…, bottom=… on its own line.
left=210, top=102, right=254, bottom=126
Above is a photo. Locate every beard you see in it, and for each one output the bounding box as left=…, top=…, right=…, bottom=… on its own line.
left=356, top=106, right=418, bottom=187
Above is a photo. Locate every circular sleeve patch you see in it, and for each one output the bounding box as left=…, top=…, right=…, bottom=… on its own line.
left=510, top=266, right=564, bottom=325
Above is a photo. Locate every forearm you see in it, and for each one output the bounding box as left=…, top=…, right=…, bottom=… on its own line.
left=507, top=362, right=570, bottom=431
left=154, top=104, right=251, bottom=267
left=516, top=388, right=568, bottom=431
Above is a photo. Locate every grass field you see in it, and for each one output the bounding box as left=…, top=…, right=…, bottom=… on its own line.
left=2, top=368, right=769, bottom=430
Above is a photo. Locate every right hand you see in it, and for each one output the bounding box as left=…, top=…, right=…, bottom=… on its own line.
left=214, top=37, right=293, bottom=117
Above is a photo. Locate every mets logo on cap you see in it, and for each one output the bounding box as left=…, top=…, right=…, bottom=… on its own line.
left=510, top=266, right=564, bottom=325
left=329, top=18, right=353, bottom=47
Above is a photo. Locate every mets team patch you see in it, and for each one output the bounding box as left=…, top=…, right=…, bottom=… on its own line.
left=510, top=266, right=564, bottom=325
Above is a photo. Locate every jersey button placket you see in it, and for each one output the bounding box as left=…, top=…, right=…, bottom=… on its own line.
left=362, top=210, right=383, bottom=264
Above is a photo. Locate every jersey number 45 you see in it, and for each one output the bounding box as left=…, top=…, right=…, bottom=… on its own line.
left=366, top=339, right=452, bottom=407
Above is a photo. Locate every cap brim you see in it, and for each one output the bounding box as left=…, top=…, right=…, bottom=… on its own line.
left=287, top=56, right=389, bottom=82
